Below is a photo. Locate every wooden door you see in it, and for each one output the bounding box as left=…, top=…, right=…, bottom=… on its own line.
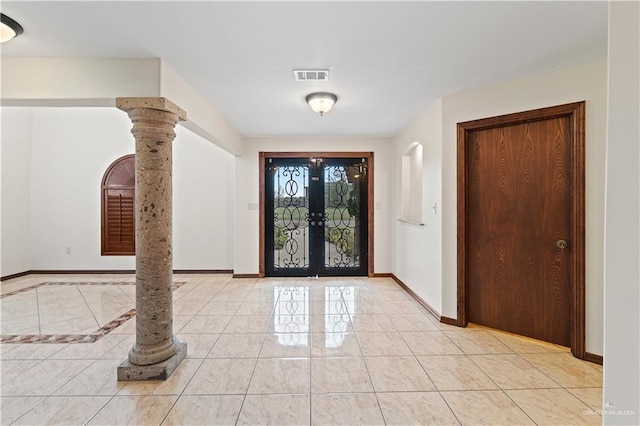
left=458, top=103, right=585, bottom=354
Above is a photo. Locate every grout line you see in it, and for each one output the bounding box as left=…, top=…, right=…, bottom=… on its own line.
left=82, top=393, right=119, bottom=425
left=565, top=387, right=604, bottom=412
left=233, top=284, right=281, bottom=423
left=499, top=388, right=540, bottom=425
left=35, top=286, right=42, bottom=335
left=394, top=325, right=440, bottom=393
left=115, top=281, right=136, bottom=304
left=8, top=357, right=106, bottom=425
left=309, top=316, right=313, bottom=425
left=157, top=357, right=207, bottom=426
left=7, top=396, right=49, bottom=425
left=361, top=359, right=388, bottom=424
left=75, top=284, right=103, bottom=331
left=344, top=297, right=389, bottom=425
left=464, top=353, right=513, bottom=390
left=512, top=352, right=566, bottom=389
left=437, top=390, right=464, bottom=425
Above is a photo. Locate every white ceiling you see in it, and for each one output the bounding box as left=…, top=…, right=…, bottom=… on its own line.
left=1, top=1, right=608, bottom=138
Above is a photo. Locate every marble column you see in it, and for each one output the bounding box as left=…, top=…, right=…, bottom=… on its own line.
left=116, top=97, right=187, bottom=381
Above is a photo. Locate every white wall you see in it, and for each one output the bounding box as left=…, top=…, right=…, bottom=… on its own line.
left=392, top=99, right=443, bottom=313
left=28, top=108, right=135, bottom=270
left=1, top=58, right=161, bottom=105
left=393, top=61, right=607, bottom=355
left=442, top=61, right=607, bottom=355
left=603, top=1, right=640, bottom=423
left=173, top=125, right=235, bottom=270
left=1, top=108, right=34, bottom=276
left=2, top=58, right=243, bottom=157
left=1, top=106, right=234, bottom=273
left=234, top=137, right=392, bottom=275
left=160, top=61, right=244, bottom=156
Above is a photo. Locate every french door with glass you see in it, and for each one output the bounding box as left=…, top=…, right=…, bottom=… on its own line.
left=264, top=156, right=369, bottom=277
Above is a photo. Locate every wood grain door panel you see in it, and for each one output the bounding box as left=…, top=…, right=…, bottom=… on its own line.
left=467, top=119, right=571, bottom=345
left=458, top=102, right=585, bottom=356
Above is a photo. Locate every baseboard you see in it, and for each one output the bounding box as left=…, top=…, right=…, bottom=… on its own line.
left=232, top=273, right=260, bottom=279
left=1, top=269, right=233, bottom=282
left=584, top=352, right=603, bottom=365
left=389, top=274, right=404, bottom=286
left=372, top=273, right=393, bottom=278
left=1, top=270, right=135, bottom=281
left=0, top=270, right=31, bottom=281
left=390, top=274, right=443, bottom=321
left=31, top=270, right=136, bottom=275
left=440, top=316, right=459, bottom=326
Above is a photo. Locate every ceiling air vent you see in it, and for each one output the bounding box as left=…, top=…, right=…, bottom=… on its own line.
left=293, top=69, right=329, bottom=81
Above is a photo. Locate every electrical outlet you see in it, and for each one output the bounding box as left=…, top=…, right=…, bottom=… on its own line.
left=65, top=247, right=71, bottom=255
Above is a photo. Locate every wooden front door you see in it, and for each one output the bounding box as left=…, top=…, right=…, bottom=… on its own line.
left=457, top=102, right=585, bottom=355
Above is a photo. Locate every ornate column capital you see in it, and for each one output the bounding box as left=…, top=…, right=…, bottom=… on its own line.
left=116, top=97, right=187, bottom=121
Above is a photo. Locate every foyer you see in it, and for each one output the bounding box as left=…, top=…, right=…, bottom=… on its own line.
left=1, top=1, right=638, bottom=424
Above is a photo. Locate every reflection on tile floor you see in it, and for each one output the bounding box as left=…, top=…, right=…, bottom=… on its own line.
left=0, top=274, right=603, bottom=425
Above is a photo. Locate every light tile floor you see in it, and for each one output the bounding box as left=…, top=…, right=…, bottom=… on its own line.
left=0, top=274, right=603, bottom=425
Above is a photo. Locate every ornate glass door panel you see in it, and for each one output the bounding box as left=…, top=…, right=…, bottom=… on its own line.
left=265, top=157, right=368, bottom=277
left=265, top=159, right=312, bottom=276
left=320, top=159, right=368, bottom=275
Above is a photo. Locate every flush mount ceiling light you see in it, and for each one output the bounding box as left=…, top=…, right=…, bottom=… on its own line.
left=1, top=13, right=23, bottom=43
left=305, top=92, right=338, bottom=117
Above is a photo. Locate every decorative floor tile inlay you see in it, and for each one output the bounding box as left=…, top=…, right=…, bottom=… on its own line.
left=0, top=282, right=185, bottom=344
left=0, top=273, right=603, bottom=426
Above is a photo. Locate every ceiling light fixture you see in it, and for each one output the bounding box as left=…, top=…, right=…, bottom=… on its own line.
left=1, top=13, right=23, bottom=43
left=305, top=92, right=338, bottom=117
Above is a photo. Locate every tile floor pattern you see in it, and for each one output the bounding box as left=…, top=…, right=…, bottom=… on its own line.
left=0, top=281, right=185, bottom=344
left=0, top=274, right=603, bottom=425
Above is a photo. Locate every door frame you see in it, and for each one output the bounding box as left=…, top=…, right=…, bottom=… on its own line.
left=456, top=102, right=586, bottom=358
left=259, top=152, right=375, bottom=278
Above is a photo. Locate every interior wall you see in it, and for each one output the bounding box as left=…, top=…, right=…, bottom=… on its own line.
left=1, top=108, right=34, bottom=276
left=160, top=61, right=244, bottom=156
left=603, top=1, right=640, bottom=422
left=28, top=108, right=134, bottom=270
left=440, top=61, right=607, bottom=355
left=2, top=106, right=234, bottom=273
left=234, top=137, right=392, bottom=275
left=391, top=61, right=607, bottom=355
left=1, top=57, right=161, bottom=105
left=173, top=125, right=235, bottom=270
left=392, top=99, right=443, bottom=313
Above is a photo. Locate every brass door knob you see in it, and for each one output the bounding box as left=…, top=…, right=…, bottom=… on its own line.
left=557, top=240, right=568, bottom=249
